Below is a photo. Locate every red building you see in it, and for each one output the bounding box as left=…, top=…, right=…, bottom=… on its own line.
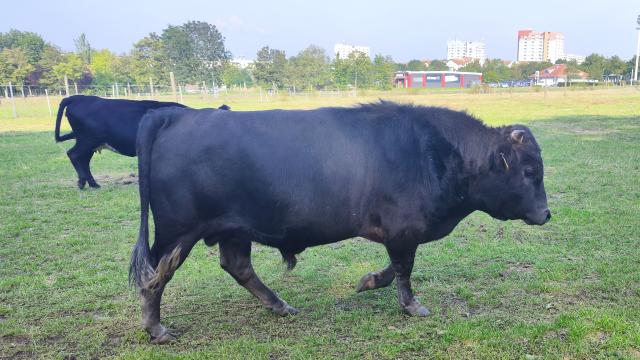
left=394, top=71, right=483, bottom=89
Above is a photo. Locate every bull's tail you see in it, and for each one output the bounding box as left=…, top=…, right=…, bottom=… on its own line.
left=129, top=109, right=177, bottom=291
left=54, top=97, right=75, bottom=142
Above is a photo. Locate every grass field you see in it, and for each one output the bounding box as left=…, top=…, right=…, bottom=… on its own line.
left=1, top=88, right=639, bottom=359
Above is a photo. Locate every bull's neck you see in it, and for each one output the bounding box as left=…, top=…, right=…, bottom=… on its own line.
left=436, top=122, right=502, bottom=176
left=434, top=121, right=503, bottom=213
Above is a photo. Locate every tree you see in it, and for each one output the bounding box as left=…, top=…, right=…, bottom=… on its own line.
left=581, top=54, right=606, bottom=80
left=626, top=56, right=638, bottom=78
left=36, top=44, right=65, bottom=88
left=74, top=33, right=92, bottom=65
left=565, top=60, right=581, bottom=86
left=406, top=59, right=427, bottom=71
left=604, top=55, right=627, bottom=76
left=331, top=52, right=373, bottom=88
left=90, top=49, right=132, bottom=88
left=427, top=60, right=448, bottom=71
left=131, top=33, right=169, bottom=86
left=371, top=54, right=395, bottom=90
left=481, top=59, right=512, bottom=83
left=459, top=60, right=482, bottom=73
left=0, top=47, right=34, bottom=85
left=286, top=45, right=330, bottom=90
left=253, top=46, right=287, bottom=88
left=52, top=53, right=86, bottom=86
left=0, top=29, right=45, bottom=65
left=221, top=64, right=253, bottom=88
left=161, top=21, right=231, bottom=84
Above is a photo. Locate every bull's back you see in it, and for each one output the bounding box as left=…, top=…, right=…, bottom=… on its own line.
left=66, top=96, right=184, bottom=156
left=149, top=109, right=375, bottom=240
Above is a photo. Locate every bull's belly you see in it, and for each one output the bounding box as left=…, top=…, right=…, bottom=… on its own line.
left=251, top=222, right=357, bottom=253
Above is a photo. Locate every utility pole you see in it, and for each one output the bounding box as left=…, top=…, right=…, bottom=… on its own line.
left=634, top=14, right=640, bottom=84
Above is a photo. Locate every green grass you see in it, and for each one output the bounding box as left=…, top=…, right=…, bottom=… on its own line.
left=1, top=88, right=639, bottom=359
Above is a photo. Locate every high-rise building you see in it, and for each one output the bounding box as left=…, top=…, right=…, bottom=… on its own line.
left=447, top=40, right=486, bottom=62
left=334, top=43, right=370, bottom=59
left=517, top=30, right=565, bottom=63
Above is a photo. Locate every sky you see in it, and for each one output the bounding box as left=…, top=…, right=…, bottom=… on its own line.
left=3, top=0, right=639, bottom=62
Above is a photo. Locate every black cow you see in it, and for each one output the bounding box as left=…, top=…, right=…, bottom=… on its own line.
left=54, top=95, right=230, bottom=189
left=130, top=102, right=551, bottom=343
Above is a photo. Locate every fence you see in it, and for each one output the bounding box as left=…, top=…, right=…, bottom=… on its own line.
left=0, top=80, right=373, bottom=119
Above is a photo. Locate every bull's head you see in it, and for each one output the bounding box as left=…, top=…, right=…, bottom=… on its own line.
left=471, top=126, right=551, bottom=225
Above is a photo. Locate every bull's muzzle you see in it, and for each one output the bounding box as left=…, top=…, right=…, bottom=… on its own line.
left=524, top=208, right=551, bottom=225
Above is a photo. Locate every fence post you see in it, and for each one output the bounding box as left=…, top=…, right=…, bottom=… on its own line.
left=178, top=84, right=184, bottom=104
left=170, top=72, right=177, bottom=102
left=64, top=75, right=70, bottom=97
left=127, top=83, right=132, bottom=98
left=74, top=82, right=78, bottom=95
left=9, top=82, right=17, bottom=118
left=115, top=82, right=119, bottom=98
left=202, top=81, right=208, bottom=98
left=149, top=77, right=154, bottom=99
left=45, top=89, right=52, bottom=116
left=112, top=84, right=115, bottom=98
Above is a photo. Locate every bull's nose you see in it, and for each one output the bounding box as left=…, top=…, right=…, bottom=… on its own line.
left=542, top=209, right=551, bottom=223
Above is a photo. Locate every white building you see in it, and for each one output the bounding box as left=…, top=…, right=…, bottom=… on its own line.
left=517, top=30, right=565, bottom=63
left=545, top=32, right=565, bottom=63
left=334, top=43, right=370, bottom=59
left=447, top=40, right=486, bottom=62
left=565, top=54, right=586, bottom=65
left=231, top=56, right=253, bottom=69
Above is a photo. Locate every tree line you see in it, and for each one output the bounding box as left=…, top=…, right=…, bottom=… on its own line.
left=1, top=22, right=638, bottom=94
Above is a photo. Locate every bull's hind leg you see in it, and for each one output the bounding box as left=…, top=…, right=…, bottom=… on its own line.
left=66, top=141, right=99, bottom=189
left=140, top=237, right=199, bottom=344
left=356, top=265, right=395, bottom=292
left=81, top=151, right=99, bottom=188
left=387, top=245, right=430, bottom=317
left=219, top=239, right=299, bottom=316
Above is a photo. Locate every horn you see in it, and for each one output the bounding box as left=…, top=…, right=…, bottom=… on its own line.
left=510, top=129, right=525, bottom=144
left=499, top=152, right=509, bottom=171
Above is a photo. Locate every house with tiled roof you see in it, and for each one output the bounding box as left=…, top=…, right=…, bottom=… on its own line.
left=446, top=57, right=482, bottom=71
left=531, top=64, right=589, bottom=86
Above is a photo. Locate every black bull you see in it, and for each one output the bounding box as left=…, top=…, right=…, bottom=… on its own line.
left=54, top=95, right=230, bottom=189
left=130, top=102, right=551, bottom=343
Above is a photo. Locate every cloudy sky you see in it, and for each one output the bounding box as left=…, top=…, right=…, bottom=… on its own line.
left=3, top=0, right=639, bottom=61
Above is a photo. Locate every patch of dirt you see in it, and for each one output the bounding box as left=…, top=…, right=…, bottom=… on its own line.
left=586, top=331, right=608, bottom=345
left=626, top=348, right=640, bottom=359
left=94, top=173, right=137, bottom=186
left=0, top=335, right=30, bottom=346
left=499, top=262, right=534, bottom=279
left=440, top=293, right=478, bottom=318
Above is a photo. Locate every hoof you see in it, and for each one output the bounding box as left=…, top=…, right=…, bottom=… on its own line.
left=356, top=273, right=376, bottom=292
left=403, top=302, right=431, bottom=317
left=147, top=323, right=176, bottom=344
left=148, top=325, right=176, bottom=344
left=88, top=182, right=101, bottom=189
left=272, top=302, right=299, bottom=316
left=77, top=180, right=86, bottom=189
left=150, top=331, right=176, bottom=344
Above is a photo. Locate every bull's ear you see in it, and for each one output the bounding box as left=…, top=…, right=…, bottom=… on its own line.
left=510, top=130, right=525, bottom=144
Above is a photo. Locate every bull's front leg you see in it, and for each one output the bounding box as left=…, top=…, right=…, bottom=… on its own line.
left=356, top=265, right=395, bottom=292
left=387, top=244, right=430, bottom=316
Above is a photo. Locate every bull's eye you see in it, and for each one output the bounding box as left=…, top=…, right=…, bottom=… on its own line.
left=524, top=168, right=536, bottom=178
